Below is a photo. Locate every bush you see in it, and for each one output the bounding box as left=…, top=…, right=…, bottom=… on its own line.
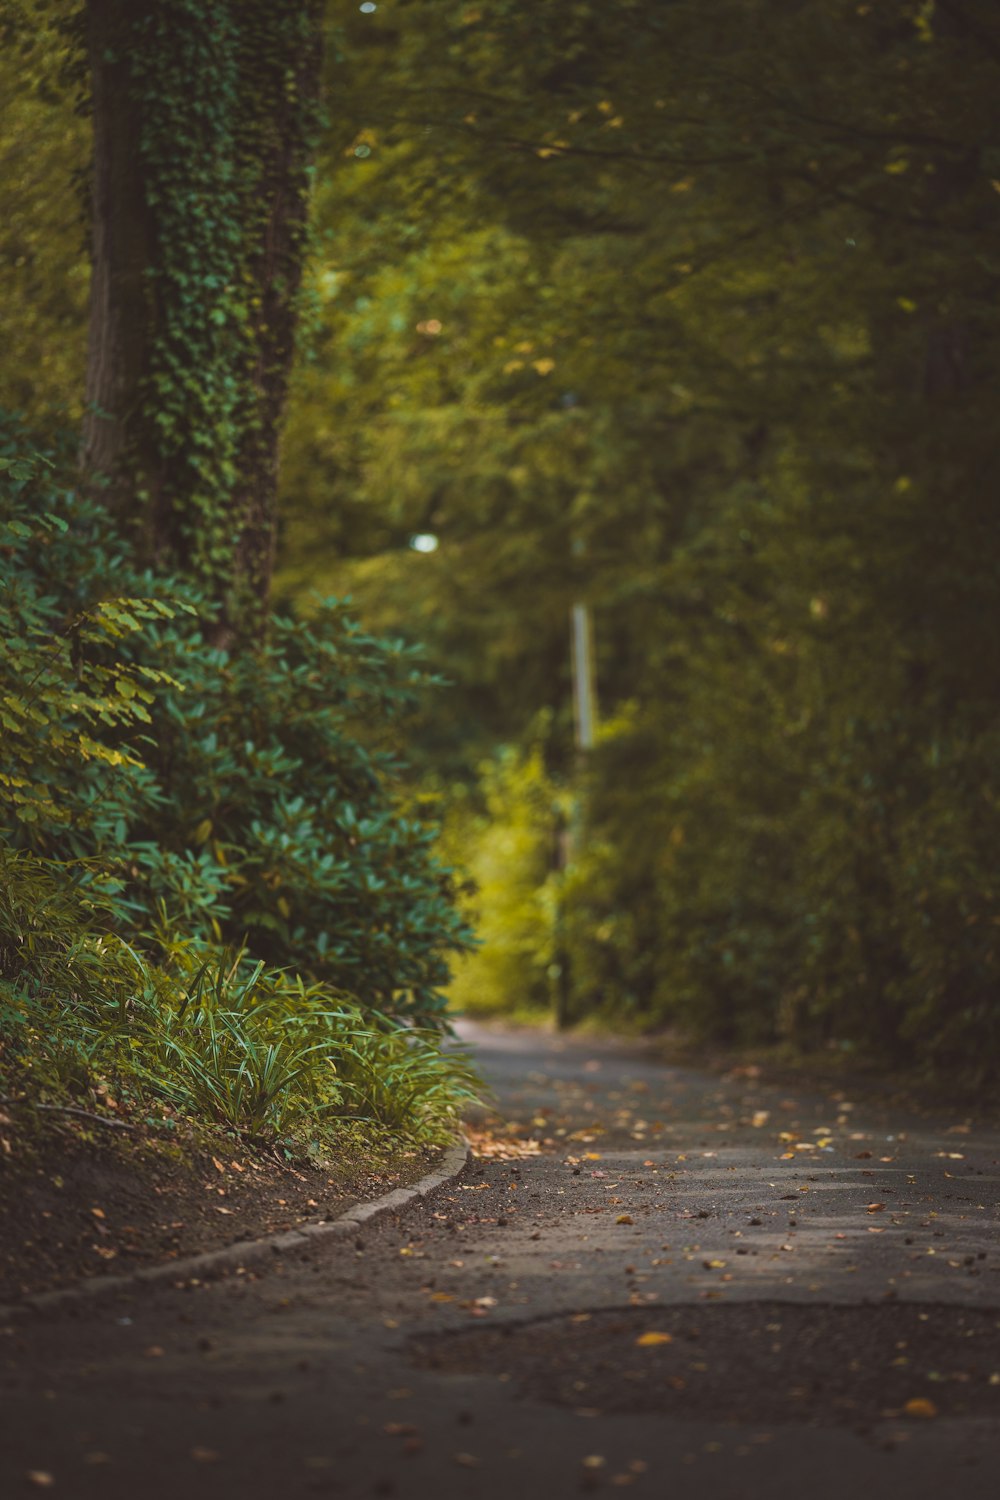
left=0, top=851, right=477, bottom=1141
left=0, top=421, right=477, bottom=1142
left=0, top=423, right=472, bottom=1027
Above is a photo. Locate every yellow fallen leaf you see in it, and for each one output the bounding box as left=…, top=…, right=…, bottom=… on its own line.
left=616, top=1214, right=634, bottom=1225
left=635, top=1331, right=673, bottom=1347
left=903, top=1398, right=938, bottom=1419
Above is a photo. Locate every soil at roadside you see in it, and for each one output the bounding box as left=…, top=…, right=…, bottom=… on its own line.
left=0, top=1105, right=441, bottom=1302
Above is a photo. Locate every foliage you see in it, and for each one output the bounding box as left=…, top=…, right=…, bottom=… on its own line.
left=0, top=7, right=480, bottom=1147
left=110, top=0, right=322, bottom=623
left=273, top=0, right=1000, bottom=1080
left=443, top=744, right=561, bottom=1018
left=0, top=850, right=477, bottom=1142
left=4, top=1, right=1000, bottom=1083
left=0, top=0, right=89, bottom=428
left=0, top=426, right=475, bottom=1143
left=0, top=426, right=472, bottom=1026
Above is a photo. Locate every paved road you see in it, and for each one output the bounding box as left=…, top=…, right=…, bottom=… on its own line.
left=2, top=1022, right=999, bottom=1498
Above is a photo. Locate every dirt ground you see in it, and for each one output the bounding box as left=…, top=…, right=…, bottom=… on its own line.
left=0, top=1105, right=441, bottom=1302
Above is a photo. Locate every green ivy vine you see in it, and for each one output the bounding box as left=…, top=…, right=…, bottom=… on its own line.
left=111, top=0, right=322, bottom=636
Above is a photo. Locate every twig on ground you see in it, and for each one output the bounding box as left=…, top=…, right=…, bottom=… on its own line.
left=0, top=1098, right=138, bottom=1132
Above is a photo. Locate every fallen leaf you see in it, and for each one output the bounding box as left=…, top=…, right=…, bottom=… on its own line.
left=466, top=1130, right=540, bottom=1161
left=635, top=1331, right=673, bottom=1347
left=582, top=1455, right=607, bottom=1469
left=26, top=1475, right=55, bottom=1489
left=867, top=1203, right=886, bottom=1213
left=903, top=1398, right=938, bottom=1419
left=616, top=1214, right=634, bottom=1225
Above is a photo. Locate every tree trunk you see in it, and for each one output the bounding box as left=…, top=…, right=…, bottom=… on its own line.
left=80, top=0, right=156, bottom=510
left=80, top=0, right=323, bottom=643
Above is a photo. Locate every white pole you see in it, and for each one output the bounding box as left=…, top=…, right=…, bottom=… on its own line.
left=570, top=602, right=597, bottom=752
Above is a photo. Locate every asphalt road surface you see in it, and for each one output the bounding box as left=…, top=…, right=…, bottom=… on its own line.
left=2, top=1021, right=999, bottom=1499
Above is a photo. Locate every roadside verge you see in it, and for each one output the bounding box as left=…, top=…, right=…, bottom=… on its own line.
left=0, top=1141, right=468, bottom=1323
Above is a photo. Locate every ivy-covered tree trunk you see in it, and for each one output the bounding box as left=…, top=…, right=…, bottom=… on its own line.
left=81, top=0, right=322, bottom=642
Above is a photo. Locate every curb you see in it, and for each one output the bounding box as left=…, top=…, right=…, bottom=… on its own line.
left=0, top=1141, right=469, bottom=1324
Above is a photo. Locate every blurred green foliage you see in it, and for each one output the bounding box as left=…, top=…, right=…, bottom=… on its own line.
left=2, top=0, right=999, bottom=1083
left=0, top=0, right=88, bottom=427
left=442, top=744, right=561, bottom=1019
left=276, top=0, right=1000, bottom=1079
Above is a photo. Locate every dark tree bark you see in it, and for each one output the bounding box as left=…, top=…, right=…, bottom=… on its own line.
left=80, top=0, right=156, bottom=506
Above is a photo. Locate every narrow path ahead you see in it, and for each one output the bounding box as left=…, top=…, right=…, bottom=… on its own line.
left=3, top=1023, right=999, bottom=1498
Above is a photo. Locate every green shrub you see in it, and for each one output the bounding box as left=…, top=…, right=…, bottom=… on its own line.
left=0, top=421, right=478, bottom=1143
left=0, top=422, right=472, bottom=1027
left=0, top=853, right=477, bottom=1142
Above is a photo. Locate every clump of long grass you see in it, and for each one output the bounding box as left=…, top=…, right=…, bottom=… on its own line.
left=0, top=853, right=479, bottom=1146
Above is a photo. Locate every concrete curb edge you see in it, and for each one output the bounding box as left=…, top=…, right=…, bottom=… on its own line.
left=0, top=1140, right=470, bottom=1323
